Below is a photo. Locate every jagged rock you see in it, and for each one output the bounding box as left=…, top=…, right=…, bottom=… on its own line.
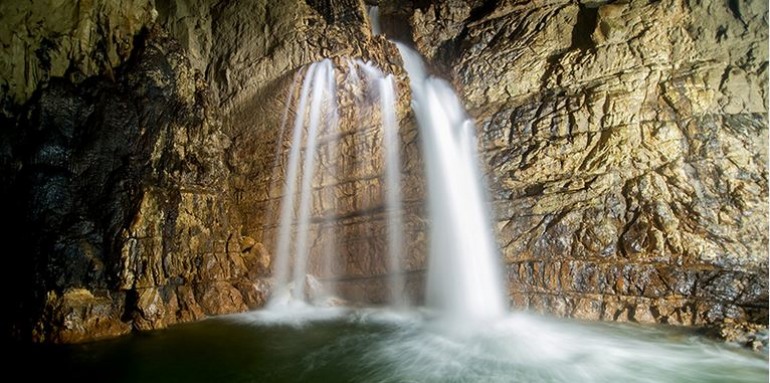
left=154, top=2, right=419, bottom=291
left=33, top=289, right=130, bottom=343
left=0, top=24, right=271, bottom=342
left=1, top=0, right=766, bottom=344
left=716, top=319, right=768, bottom=352
left=1, top=0, right=414, bottom=343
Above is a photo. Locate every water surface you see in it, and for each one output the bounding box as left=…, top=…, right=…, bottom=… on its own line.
left=14, top=310, right=768, bottom=383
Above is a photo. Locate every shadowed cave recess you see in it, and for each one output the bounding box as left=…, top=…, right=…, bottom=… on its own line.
left=0, top=0, right=767, bottom=363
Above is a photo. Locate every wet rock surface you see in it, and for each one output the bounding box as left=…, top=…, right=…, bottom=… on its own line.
left=384, top=0, right=768, bottom=327
left=716, top=319, right=769, bottom=352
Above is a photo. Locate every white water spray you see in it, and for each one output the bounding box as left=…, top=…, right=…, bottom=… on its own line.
left=357, top=59, right=408, bottom=308
left=269, top=58, right=410, bottom=310
left=380, top=75, right=407, bottom=308
left=269, top=59, right=338, bottom=308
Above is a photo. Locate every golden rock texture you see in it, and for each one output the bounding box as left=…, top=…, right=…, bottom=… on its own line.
left=394, top=0, right=768, bottom=325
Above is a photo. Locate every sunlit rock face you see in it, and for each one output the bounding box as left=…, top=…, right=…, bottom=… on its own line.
left=383, top=0, right=768, bottom=326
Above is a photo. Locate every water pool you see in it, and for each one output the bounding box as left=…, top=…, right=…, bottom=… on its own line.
left=13, top=309, right=767, bottom=383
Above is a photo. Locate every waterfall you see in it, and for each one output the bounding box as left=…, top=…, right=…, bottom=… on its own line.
left=269, top=59, right=337, bottom=308
left=357, top=59, right=408, bottom=308
left=381, top=76, right=407, bottom=308
left=396, top=43, right=507, bottom=321
left=268, top=10, right=506, bottom=320
left=368, top=6, right=382, bottom=36
left=370, top=5, right=505, bottom=320
left=268, top=58, right=408, bottom=309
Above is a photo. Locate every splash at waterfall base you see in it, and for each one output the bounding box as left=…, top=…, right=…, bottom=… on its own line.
left=15, top=311, right=768, bottom=382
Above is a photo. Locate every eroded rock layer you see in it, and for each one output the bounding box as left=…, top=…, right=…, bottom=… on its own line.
left=2, top=25, right=266, bottom=343
left=1, top=0, right=413, bottom=342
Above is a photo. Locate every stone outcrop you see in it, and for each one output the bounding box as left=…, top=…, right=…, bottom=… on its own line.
left=385, top=0, right=768, bottom=326
left=1, top=24, right=269, bottom=342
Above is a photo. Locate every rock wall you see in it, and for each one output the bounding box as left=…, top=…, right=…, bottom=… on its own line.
left=1, top=0, right=766, bottom=343
left=1, top=24, right=261, bottom=343
left=388, top=0, right=768, bottom=326
left=0, top=0, right=156, bottom=114
left=252, top=58, right=426, bottom=305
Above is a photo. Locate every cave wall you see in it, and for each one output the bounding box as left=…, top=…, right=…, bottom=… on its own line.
left=388, top=0, right=768, bottom=325
left=0, top=0, right=156, bottom=113
left=0, top=0, right=414, bottom=343
left=1, top=24, right=261, bottom=343
left=0, top=0, right=766, bottom=343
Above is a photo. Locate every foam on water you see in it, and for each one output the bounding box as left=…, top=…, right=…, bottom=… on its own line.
left=221, top=308, right=767, bottom=383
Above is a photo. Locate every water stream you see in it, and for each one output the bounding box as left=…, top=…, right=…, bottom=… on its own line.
left=268, top=54, right=413, bottom=310
left=268, top=8, right=506, bottom=321
left=396, top=42, right=507, bottom=322
left=269, top=59, right=338, bottom=308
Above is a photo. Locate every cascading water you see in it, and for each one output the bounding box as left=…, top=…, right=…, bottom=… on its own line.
left=269, top=59, right=338, bottom=308
left=396, top=43, right=507, bottom=321
left=356, top=59, right=408, bottom=308
left=370, top=6, right=508, bottom=321
left=242, top=11, right=768, bottom=383
left=268, top=7, right=506, bottom=321
left=380, top=75, right=407, bottom=309
left=267, top=57, right=409, bottom=310
left=38, top=9, right=767, bottom=383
